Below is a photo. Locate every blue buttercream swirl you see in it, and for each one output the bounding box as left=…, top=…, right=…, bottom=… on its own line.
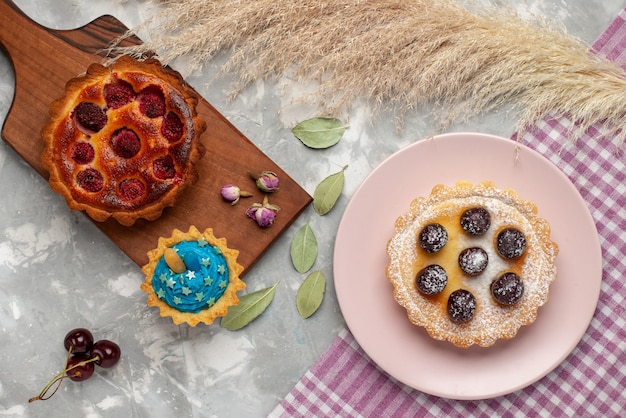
left=152, top=239, right=230, bottom=313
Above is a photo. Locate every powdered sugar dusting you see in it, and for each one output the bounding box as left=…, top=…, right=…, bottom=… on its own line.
left=458, top=247, right=488, bottom=275
left=386, top=181, right=558, bottom=347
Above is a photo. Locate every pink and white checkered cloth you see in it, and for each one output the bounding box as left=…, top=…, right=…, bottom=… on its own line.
left=270, top=8, right=626, bottom=418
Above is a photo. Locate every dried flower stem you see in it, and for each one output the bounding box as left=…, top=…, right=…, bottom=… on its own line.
left=109, top=0, right=626, bottom=143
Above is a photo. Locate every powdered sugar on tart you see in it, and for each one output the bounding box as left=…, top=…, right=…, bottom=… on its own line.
left=386, top=180, right=558, bottom=348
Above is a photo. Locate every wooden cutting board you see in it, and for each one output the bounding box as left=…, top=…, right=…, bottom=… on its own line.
left=0, top=0, right=312, bottom=276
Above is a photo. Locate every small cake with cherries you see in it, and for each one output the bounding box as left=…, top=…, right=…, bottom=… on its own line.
left=141, top=226, right=245, bottom=326
left=386, top=180, right=558, bottom=348
left=41, top=56, right=206, bottom=226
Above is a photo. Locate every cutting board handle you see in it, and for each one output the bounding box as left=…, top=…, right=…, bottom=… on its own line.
left=0, top=0, right=42, bottom=60
left=1, top=0, right=139, bottom=64
left=0, top=0, right=140, bottom=176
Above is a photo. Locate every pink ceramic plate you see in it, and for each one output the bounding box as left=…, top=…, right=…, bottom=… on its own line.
left=334, top=132, right=602, bottom=400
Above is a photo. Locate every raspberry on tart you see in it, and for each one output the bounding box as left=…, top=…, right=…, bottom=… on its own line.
left=41, top=56, right=206, bottom=226
left=386, top=180, right=558, bottom=348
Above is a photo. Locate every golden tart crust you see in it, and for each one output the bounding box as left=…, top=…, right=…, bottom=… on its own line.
left=141, top=226, right=245, bottom=326
left=41, top=56, right=206, bottom=226
left=386, top=180, right=558, bottom=348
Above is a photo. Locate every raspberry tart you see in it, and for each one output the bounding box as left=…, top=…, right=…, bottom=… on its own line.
left=41, top=56, right=206, bottom=226
left=386, top=180, right=558, bottom=348
left=141, top=226, right=246, bottom=326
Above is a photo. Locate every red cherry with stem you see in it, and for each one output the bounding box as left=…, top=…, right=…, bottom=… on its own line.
left=28, top=348, right=96, bottom=402
left=63, top=328, right=94, bottom=355
left=91, top=340, right=121, bottom=368
left=29, top=332, right=122, bottom=403
left=66, top=355, right=95, bottom=382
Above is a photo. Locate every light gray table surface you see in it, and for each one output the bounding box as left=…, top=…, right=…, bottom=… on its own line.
left=1, top=1, right=623, bottom=417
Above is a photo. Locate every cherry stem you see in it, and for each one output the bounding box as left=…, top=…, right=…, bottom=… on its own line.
left=28, top=346, right=100, bottom=403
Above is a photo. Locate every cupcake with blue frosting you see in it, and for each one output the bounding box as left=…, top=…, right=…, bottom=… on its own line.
left=141, top=226, right=245, bottom=326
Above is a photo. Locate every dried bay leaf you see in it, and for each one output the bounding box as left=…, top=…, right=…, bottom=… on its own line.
left=291, top=117, right=347, bottom=149
left=220, top=282, right=279, bottom=330
left=290, top=222, right=318, bottom=274
left=296, top=270, right=326, bottom=319
left=313, top=165, right=347, bottom=216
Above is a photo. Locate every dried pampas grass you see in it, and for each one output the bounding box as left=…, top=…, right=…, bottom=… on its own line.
left=108, top=0, right=626, bottom=142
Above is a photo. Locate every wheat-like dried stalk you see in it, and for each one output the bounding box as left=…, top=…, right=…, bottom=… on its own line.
left=108, top=0, right=626, bottom=142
